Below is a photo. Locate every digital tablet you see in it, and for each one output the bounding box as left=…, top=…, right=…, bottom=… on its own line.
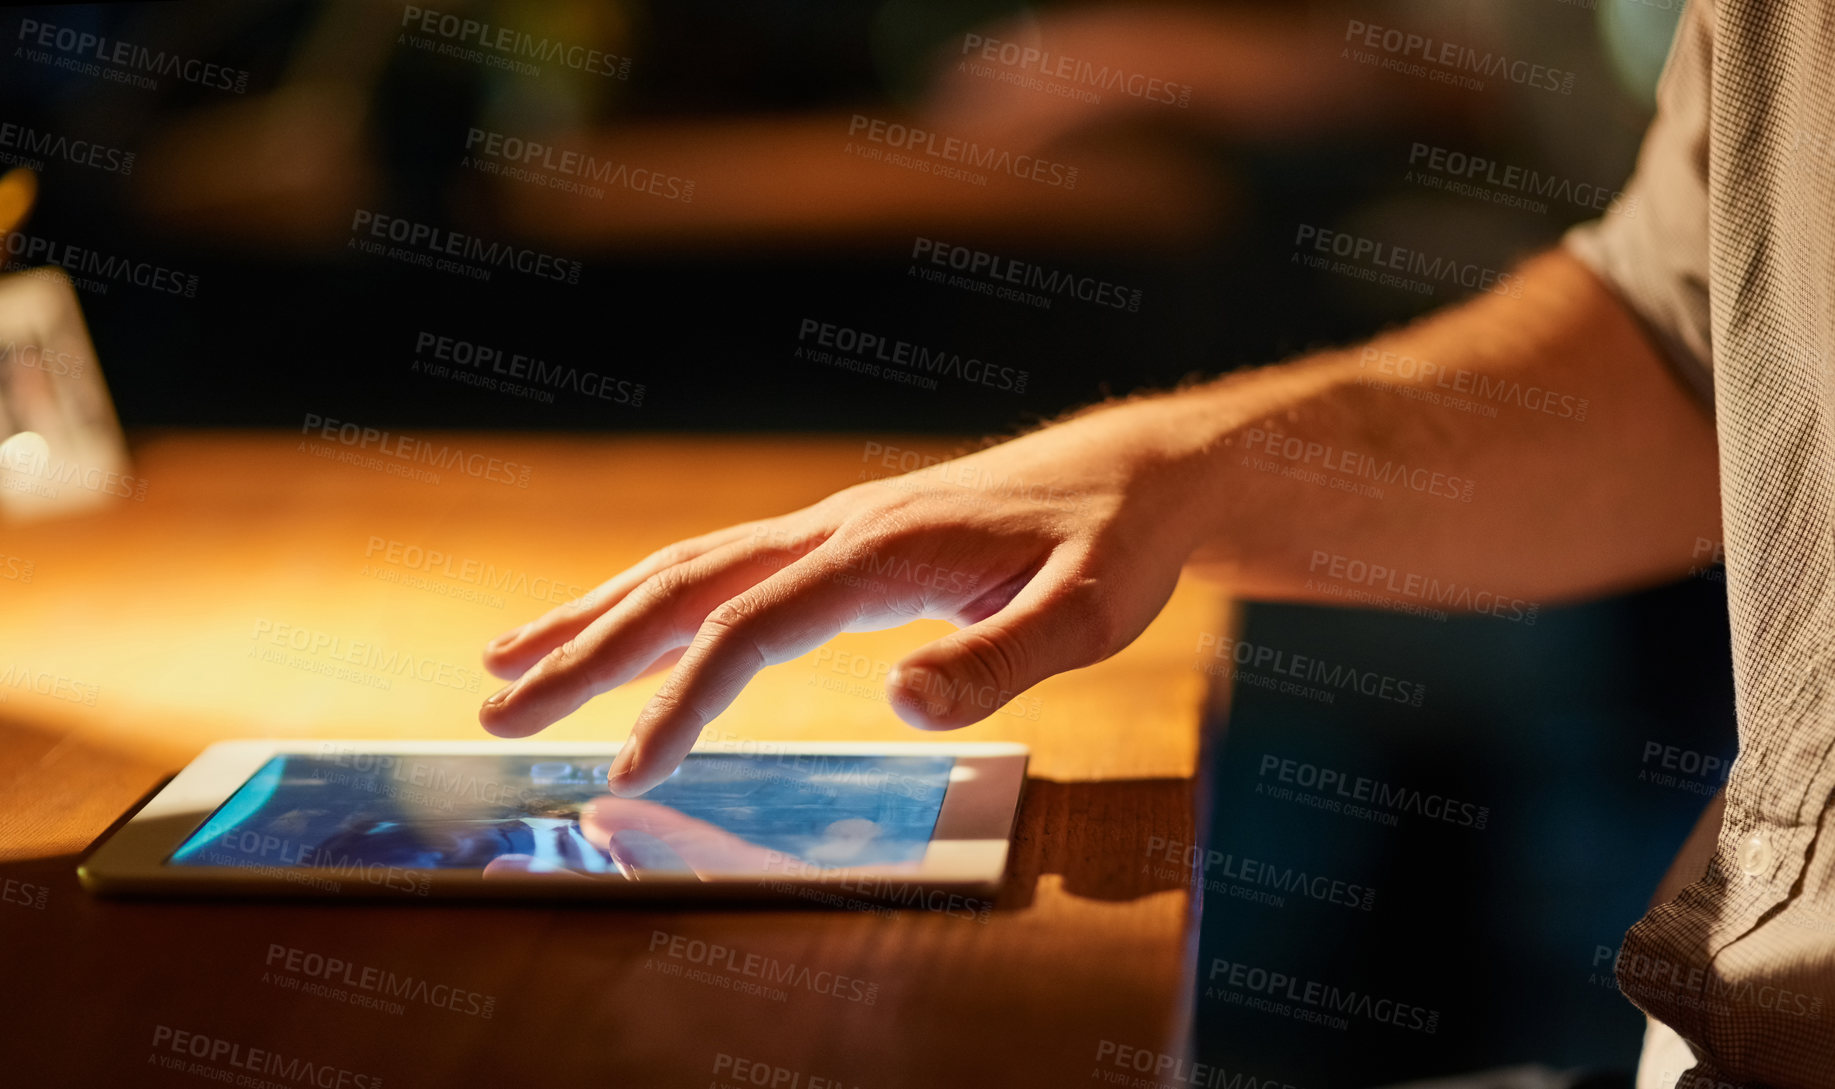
left=79, top=739, right=1028, bottom=903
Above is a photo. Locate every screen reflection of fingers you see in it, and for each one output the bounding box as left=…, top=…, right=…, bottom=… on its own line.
left=479, top=853, right=604, bottom=882
left=604, top=829, right=695, bottom=880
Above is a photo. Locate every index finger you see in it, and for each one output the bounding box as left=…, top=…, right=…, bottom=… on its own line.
left=607, top=556, right=887, bottom=797
left=578, top=797, right=781, bottom=874
left=483, top=522, right=769, bottom=680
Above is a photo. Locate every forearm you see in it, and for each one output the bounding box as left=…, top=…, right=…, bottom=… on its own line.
left=1115, top=248, right=1722, bottom=603
left=478, top=250, right=1724, bottom=777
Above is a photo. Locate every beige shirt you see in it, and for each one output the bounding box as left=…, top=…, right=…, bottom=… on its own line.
left=1566, top=0, right=1835, bottom=1083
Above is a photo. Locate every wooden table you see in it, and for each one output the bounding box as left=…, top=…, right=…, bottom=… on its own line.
left=0, top=432, right=1230, bottom=1089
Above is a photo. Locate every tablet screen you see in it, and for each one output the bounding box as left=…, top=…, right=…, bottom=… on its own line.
left=166, top=751, right=955, bottom=878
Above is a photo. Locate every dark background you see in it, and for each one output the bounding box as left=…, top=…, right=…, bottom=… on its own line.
left=1, top=2, right=1730, bottom=1085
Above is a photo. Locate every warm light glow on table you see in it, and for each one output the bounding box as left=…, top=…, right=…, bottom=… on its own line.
left=0, top=431, right=1232, bottom=1089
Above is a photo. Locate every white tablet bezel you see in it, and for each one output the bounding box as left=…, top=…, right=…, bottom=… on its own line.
left=78, top=739, right=1029, bottom=902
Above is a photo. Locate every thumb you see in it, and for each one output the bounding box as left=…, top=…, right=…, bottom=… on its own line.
left=886, top=554, right=1119, bottom=730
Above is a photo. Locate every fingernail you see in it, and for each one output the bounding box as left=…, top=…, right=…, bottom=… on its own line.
left=890, top=665, right=941, bottom=700
left=483, top=683, right=516, bottom=708
left=889, top=665, right=955, bottom=727
left=607, top=740, right=636, bottom=789
left=488, top=624, right=529, bottom=651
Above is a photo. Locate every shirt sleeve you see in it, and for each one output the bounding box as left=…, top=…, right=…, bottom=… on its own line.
left=1563, top=0, right=1716, bottom=407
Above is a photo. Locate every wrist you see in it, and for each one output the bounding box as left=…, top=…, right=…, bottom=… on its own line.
left=1085, top=382, right=1253, bottom=560
left=1104, top=355, right=1360, bottom=563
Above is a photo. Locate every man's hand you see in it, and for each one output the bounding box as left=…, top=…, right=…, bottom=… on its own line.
left=478, top=252, right=1722, bottom=798
left=479, top=400, right=1217, bottom=796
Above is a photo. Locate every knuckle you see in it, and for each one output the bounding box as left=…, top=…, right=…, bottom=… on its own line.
left=629, top=566, right=694, bottom=612
left=647, top=540, right=701, bottom=569
left=540, top=636, right=591, bottom=680
left=758, top=525, right=825, bottom=564
left=698, top=599, right=767, bottom=667
left=955, top=628, right=1022, bottom=697
left=560, top=588, right=602, bottom=615
left=836, top=527, right=918, bottom=571
left=644, top=690, right=687, bottom=719
left=838, top=503, right=921, bottom=551
left=650, top=683, right=721, bottom=731
left=549, top=580, right=612, bottom=618
left=739, top=520, right=789, bottom=553
left=701, top=598, right=752, bottom=637
left=816, top=482, right=876, bottom=512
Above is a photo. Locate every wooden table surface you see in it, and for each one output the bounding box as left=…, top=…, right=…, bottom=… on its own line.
left=0, top=432, right=1231, bottom=1089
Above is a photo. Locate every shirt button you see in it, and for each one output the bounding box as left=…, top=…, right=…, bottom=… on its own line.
left=1740, top=832, right=1773, bottom=877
